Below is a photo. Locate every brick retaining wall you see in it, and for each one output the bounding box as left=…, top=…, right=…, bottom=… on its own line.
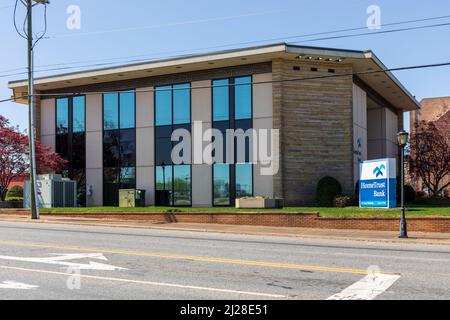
left=2, top=210, right=450, bottom=233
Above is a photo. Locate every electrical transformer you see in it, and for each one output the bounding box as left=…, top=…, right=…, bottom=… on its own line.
left=24, top=174, right=77, bottom=208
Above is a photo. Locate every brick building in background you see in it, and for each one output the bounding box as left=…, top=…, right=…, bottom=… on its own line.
left=409, top=96, right=450, bottom=196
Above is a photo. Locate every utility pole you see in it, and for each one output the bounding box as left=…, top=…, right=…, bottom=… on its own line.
left=17, top=0, right=48, bottom=219
left=27, top=0, right=39, bottom=220
left=27, top=0, right=39, bottom=219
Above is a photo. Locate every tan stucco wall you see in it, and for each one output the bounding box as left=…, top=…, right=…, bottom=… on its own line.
left=40, top=98, right=55, bottom=151
left=192, top=164, right=212, bottom=207
left=367, top=106, right=398, bottom=160
left=191, top=80, right=211, bottom=122
left=385, top=108, right=399, bottom=159
left=86, top=168, right=102, bottom=206
left=253, top=73, right=275, bottom=198
left=136, top=88, right=155, bottom=205
left=191, top=80, right=212, bottom=206
left=85, top=94, right=103, bottom=206
left=352, top=84, right=368, bottom=183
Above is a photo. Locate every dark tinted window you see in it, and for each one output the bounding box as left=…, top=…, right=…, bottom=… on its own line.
left=155, top=86, right=172, bottom=126
left=72, top=96, right=85, bottom=133
left=120, top=129, right=136, bottom=167
left=55, top=96, right=86, bottom=206
left=235, top=76, right=252, bottom=120
left=120, top=92, right=135, bottom=129
left=173, top=83, right=191, bottom=125
left=212, top=79, right=229, bottom=122
left=103, top=93, right=119, bottom=130
left=56, top=98, right=69, bottom=134
left=103, top=130, right=120, bottom=168
left=235, top=163, right=253, bottom=198
left=213, top=164, right=230, bottom=206
left=173, top=165, right=191, bottom=206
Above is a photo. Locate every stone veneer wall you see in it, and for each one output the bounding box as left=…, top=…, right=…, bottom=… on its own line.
left=272, top=59, right=354, bottom=205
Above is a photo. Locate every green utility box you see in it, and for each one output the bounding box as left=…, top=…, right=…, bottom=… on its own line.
left=119, top=189, right=146, bottom=208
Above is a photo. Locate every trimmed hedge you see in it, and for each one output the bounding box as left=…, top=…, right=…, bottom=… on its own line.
left=0, top=201, right=23, bottom=209
left=316, top=176, right=342, bottom=207
left=6, top=185, right=23, bottom=201
left=333, top=195, right=355, bottom=208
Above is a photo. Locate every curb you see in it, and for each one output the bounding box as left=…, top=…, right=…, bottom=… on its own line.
left=1, top=216, right=449, bottom=246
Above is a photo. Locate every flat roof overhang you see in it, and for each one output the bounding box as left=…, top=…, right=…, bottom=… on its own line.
left=8, top=43, right=420, bottom=111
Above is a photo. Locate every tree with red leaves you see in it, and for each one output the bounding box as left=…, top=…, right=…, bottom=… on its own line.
left=0, top=115, right=66, bottom=201
left=409, top=120, right=450, bottom=197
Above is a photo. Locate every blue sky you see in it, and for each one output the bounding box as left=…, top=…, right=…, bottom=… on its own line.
left=1, top=0, right=450, bottom=131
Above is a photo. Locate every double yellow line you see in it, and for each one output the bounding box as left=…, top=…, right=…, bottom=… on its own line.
left=0, top=240, right=392, bottom=275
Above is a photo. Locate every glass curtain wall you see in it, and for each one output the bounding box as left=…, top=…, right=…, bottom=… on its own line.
left=103, top=91, right=136, bottom=206
left=212, top=76, right=253, bottom=206
left=55, top=96, right=86, bottom=206
left=155, top=83, right=191, bottom=206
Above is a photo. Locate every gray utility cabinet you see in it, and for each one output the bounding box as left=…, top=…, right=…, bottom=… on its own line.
left=24, top=174, right=77, bottom=208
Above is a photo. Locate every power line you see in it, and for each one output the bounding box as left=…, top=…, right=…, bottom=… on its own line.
left=294, top=21, right=450, bottom=44
left=48, top=8, right=291, bottom=39
left=2, top=60, right=450, bottom=103
left=2, top=13, right=450, bottom=78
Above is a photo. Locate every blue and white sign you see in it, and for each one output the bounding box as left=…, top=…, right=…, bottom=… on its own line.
left=359, top=158, right=396, bottom=208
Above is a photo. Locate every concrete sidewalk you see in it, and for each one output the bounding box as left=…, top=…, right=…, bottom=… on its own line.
left=0, top=213, right=449, bottom=245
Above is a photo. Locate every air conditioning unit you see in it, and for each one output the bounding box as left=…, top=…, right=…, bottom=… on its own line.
left=24, top=174, right=77, bottom=208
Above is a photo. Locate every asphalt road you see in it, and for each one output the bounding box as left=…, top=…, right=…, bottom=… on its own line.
left=0, top=220, right=449, bottom=300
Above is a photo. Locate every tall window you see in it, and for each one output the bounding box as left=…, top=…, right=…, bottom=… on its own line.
left=155, top=83, right=191, bottom=206
left=103, top=91, right=136, bottom=206
left=55, top=96, right=86, bottom=206
left=212, top=76, right=253, bottom=206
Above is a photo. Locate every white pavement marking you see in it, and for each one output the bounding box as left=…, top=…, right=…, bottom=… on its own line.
left=327, top=272, right=401, bottom=300
left=0, top=253, right=127, bottom=271
left=0, top=281, right=39, bottom=290
left=0, top=265, right=287, bottom=299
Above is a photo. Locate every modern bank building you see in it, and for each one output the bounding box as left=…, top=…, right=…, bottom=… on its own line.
left=9, top=43, right=419, bottom=208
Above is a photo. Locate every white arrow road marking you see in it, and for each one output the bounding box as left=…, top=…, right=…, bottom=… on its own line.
left=0, top=265, right=287, bottom=298
left=0, top=281, right=39, bottom=290
left=0, top=253, right=127, bottom=271
left=327, top=273, right=401, bottom=300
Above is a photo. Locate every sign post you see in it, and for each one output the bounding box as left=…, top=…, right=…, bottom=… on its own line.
left=359, top=158, right=397, bottom=209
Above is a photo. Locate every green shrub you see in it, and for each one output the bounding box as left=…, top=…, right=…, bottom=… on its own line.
left=6, top=197, right=24, bottom=202
left=404, top=185, right=416, bottom=204
left=333, top=195, right=355, bottom=208
left=316, top=176, right=342, bottom=207
left=395, top=182, right=416, bottom=204
left=6, top=185, right=23, bottom=201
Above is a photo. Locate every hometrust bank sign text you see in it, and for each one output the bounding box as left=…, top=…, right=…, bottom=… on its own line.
left=359, top=158, right=397, bottom=208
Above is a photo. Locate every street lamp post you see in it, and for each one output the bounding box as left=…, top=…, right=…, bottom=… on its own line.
left=397, top=130, right=409, bottom=239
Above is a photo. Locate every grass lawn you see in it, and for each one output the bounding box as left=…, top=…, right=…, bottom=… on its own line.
left=39, top=204, right=450, bottom=218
